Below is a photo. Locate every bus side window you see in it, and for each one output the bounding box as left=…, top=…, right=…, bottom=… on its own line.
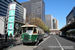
left=33, top=28, right=37, bottom=34
left=38, top=31, right=39, bottom=34
left=38, top=31, right=40, bottom=34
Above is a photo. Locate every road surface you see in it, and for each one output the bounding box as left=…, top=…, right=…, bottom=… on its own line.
left=5, top=35, right=75, bottom=50
left=34, top=35, right=75, bottom=50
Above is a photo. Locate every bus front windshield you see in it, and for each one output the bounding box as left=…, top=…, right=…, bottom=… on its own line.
left=23, top=27, right=33, bottom=35
left=26, top=30, right=33, bottom=35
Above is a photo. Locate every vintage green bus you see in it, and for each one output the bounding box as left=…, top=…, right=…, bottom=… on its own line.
left=20, top=25, right=44, bottom=44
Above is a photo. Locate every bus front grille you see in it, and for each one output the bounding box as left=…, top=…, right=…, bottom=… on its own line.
left=24, top=35, right=29, bottom=41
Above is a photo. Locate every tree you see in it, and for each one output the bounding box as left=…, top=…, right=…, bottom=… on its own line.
left=31, top=17, right=50, bottom=33
left=25, top=17, right=29, bottom=23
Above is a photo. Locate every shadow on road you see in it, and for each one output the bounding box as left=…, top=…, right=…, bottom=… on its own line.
left=23, top=43, right=36, bottom=46
left=0, top=38, right=20, bottom=50
left=23, top=39, right=43, bottom=46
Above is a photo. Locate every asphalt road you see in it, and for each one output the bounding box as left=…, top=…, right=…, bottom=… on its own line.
left=4, top=35, right=75, bottom=50
left=4, top=36, right=50, bottom=50
left=34, top=35, right=75, bottom=50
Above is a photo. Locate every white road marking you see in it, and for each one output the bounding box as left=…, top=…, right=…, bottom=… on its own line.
left=33, top=36, right=51, bottom=49
left=55, top=36, right=64, bottom=50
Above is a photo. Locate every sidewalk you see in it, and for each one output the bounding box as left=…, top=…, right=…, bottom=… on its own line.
left=0, top=37, right=21, bottom=49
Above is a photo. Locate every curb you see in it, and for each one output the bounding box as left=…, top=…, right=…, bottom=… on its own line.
left=33, top=36, right=51, bottom=49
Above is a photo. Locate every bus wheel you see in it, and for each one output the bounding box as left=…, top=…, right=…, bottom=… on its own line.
left=32, top=42, right=36, bottom=45
left=42, top=38, right=43, bottom=41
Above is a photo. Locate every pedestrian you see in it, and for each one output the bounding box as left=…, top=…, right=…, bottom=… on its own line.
left=10, top=33, right=12, bottom=38
left=13, top=34, right=15, bottom=38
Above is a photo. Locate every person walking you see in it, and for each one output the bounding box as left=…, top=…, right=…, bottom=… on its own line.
left=10, top=33, right=12, bottom=38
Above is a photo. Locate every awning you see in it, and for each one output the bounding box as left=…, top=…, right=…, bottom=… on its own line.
left=60, top=21, right=75, bottom=32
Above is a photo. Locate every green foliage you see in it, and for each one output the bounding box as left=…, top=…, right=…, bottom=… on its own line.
left=31, top=18, right=50, bottom=33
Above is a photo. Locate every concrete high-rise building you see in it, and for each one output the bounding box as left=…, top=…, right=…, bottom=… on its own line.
left=45, top=15, right=53, bottom=29
left=0, top=0, right=26, bottom=36
left=53, top=17, right=59, bottom=29
left=53, top=17, right=56, bottom=29
left=45, top=15, right=59, bottom=29
left=56, top=20, right=59, bottom=29
left=66, top=7, right=75, bottom=24
left=21, top=0, right=45, bottom=22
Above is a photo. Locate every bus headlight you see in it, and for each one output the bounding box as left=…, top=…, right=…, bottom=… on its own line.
left=21, top=38, right=23, bottom=40
left=29, top=39, right=31, bottom=40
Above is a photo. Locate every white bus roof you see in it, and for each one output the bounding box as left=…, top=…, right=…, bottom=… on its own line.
left=21, top=25, right=37, bottom=27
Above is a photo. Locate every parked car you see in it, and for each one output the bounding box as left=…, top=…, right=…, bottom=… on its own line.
left=50, top=33, right=53, bottom=35
left=44, top=33, right=48, bottom=38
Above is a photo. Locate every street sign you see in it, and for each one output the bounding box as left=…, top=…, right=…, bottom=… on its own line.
left=8, top=23, right=14, bottom=29
left=10, top=4, right=16, bottom=9
left=7, top=3, right=16, bottom=36
left=8, top=16, right=15, bottom=22
left=9, top=10, right=15, bottom=16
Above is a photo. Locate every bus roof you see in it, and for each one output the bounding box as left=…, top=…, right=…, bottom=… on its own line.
left=21, top=25, right=37, bottom=27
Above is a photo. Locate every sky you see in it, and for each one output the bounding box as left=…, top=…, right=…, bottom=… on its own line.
left=17, top=0, right=75, bottom=29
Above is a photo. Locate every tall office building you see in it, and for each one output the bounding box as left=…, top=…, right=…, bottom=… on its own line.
left=45, top=15, right=59, bottom=29
left=0, top=0, right=26, bottom=36
left=45, top=15, right=53, bottom=29
left=21, top=0, right=45, bottom=22
left=53, top=17, right=56, bottom=29
left=0, top=0, right=10, bottom=17
left=56, top=20, right=59, bottom=29
left=66, top=7, right=75, bottom=24
left=53, top=17, right=59, bottom=29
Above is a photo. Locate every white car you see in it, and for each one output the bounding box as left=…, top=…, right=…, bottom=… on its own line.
left=44, top=33, right=48, bottom=38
